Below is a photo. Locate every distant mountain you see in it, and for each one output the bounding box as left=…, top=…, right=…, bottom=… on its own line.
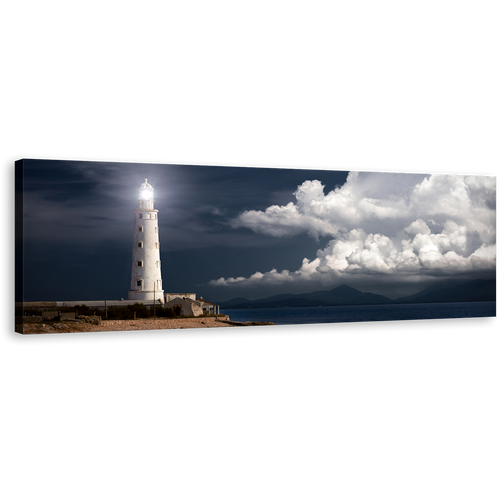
left=345, top=291, right=396, bottom=305
left=219, top=284, right=394, bottom=309
left=218, top=279, right=496, bottom=309
left=249, top=293, right=295, bottom=306
left=253, top=297, right=331, bottom=308
left=393, top=278, right=471, bottom=303
left=217, top=297, right=253, bottom=307
left=395, top=279, right=496, bottom=304
left=304, top=284, right=366, bottom=303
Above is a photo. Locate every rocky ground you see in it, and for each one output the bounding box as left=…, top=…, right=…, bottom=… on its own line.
left=17, top=316, right=274, bottom=334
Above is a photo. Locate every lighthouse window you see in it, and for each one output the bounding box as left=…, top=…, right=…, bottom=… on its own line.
left=138, top=213, right=143, bottom=219
left=137, top=261, right=143, bottom=267
left=136, top=280, right=142, bottom=288
left=155, top=242, right=159, bottom=249
left=138, top=226, right=143, bottom=232
left=138, top=242, right=143, bottom=248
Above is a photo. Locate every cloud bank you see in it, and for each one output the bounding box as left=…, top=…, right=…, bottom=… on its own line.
left=210, top=172, right=496, bottom=288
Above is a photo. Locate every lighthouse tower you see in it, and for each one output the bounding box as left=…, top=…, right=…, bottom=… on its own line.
left=128, top=179, right=164, bottom=304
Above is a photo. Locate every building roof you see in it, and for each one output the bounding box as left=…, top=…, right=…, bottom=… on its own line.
left=182, top=297, right=202, bottom=306
left=165, top=297, right=202, bottom=307
left=163, top=293, right=219, bottom=307
left=198, top=299, right=219, bottom=306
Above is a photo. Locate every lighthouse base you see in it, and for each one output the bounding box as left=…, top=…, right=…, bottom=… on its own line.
left=128, top=290, right=165, bottom=304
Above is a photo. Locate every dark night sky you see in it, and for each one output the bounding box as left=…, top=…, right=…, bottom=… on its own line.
left=17, top=159, right=496, bottom=303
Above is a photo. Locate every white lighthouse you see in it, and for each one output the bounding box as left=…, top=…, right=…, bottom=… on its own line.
left=128, top=179, right=164, bottom=304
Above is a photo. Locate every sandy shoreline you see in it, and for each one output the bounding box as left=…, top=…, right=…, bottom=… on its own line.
left=18, top=316, right=240, bottom=334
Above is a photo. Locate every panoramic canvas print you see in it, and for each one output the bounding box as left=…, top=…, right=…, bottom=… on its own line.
left=15, top=159, right=496, bottom=334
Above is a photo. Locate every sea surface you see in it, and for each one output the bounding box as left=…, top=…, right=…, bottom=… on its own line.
left=221, top=301, right=496, bottom=326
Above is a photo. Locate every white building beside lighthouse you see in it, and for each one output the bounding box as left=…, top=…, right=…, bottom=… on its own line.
left=128, top=179, right=164, bottom=304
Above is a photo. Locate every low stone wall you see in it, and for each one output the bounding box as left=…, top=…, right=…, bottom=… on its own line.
left=15, top=302, right=57, bottom=308
left=60, top=311, right=77, bottom=320
left=17, top=312, right=77, bottom=323
left=42, top=310, right=59, bottom=320
left=18, top=316, right=42, bottom=323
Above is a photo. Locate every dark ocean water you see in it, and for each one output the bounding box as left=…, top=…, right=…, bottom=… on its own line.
left=221, top=301, right=496, bottom=326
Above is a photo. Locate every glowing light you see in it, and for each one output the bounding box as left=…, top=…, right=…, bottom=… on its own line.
left=139, top=188, right=153, bottom=200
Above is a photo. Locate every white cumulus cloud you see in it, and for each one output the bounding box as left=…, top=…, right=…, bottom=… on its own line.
left=211, top=172, right=496, bottom=288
